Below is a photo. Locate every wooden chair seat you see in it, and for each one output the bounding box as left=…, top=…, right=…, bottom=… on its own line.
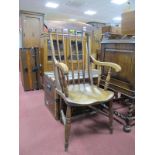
left=67, top=84, right=114, bottom=106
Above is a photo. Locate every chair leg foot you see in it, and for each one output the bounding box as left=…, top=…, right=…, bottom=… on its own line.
left=109, top=101, right=113, bottom=134
left=123, top=125, right=131, bottom=132
left=110, top=127, right=113, bottom=134
left=64, top=106, right=71, bottom=151
left=65, top=143, right=68, bottom=152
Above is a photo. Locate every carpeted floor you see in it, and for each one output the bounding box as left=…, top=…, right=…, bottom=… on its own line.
left=19, top=78, right=135, bottom=155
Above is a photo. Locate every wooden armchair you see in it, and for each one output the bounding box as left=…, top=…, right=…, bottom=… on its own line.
left=49, top=32, right=121, bottom=151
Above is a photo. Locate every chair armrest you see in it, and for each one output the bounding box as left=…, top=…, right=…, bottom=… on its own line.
left=90, top=55, right=121, bottom=72
left=55, top=62, right=69, bottom=75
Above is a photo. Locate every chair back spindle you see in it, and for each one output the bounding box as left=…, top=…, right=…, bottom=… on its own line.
left=50, top=33, right=62, bottom=91
left=75, top=33, right=80, bottom=84
left=56, top=31, right=61, bottom=61
left=62, top=32, right=67, bottom=64
left=68, top=34, right=75, bottom=84
left=86, top=34, right=93, bottom=85
left=62, top=31, right=69, bottom=84
left=57, top=65, right=69, bottom=97
left=81, top=33, right=85, bottom=84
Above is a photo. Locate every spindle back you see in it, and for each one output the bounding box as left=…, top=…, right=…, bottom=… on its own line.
left=49, top=30, right=121, bottom=96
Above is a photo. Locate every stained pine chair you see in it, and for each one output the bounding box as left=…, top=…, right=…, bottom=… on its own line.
left=49, top=31, right=121, bottom=151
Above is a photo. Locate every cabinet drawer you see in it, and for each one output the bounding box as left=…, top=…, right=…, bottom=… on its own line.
left=44, top=92, right=59, bottom=120
left=44, top=73, right=59, bottom=120
left=44, top=74, right=55, bottom=94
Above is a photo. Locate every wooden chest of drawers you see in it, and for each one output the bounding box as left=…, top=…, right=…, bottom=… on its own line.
left=44, top=72, right=59, bottom=120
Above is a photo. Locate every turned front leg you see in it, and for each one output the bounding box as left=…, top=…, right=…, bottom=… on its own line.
left=109, top=100, right=113, bottom=134
left=65, top=105, right=71, bottom=151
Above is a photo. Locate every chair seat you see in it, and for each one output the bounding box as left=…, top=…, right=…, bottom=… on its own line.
left=66, top=83, right=114, bottom=106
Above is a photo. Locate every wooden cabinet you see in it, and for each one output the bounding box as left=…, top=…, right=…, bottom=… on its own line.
left=100, top=39, right=135, bottom=98
left=20, top=10, right=44, bottom=48
left=40, top=33, right=87, bottom=72
left=19, top=48, right=42, bottom=91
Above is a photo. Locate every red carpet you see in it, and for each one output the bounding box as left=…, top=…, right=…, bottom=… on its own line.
left=19, top=78, right=135, bottom=155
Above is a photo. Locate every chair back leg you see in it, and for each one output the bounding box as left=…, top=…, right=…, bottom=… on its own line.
left=109, top=100, right=113, bottom=134
left=65, top=106, right=72, bottom=151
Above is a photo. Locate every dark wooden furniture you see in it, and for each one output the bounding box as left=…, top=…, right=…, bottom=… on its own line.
left=20, top=10, right=44, bottom=48
left=43, top=72, right=59, bottom=120
left=100, top=39, right=135, bottom=98
left=100, top=38, right=135, bottom=131
left=19, top=48, right=42, bottom=91
left=50, top=32, right=121, bottom=151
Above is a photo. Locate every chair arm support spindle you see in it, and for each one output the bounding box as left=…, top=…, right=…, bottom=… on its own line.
left=104, top=67, right=111, bottom=90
